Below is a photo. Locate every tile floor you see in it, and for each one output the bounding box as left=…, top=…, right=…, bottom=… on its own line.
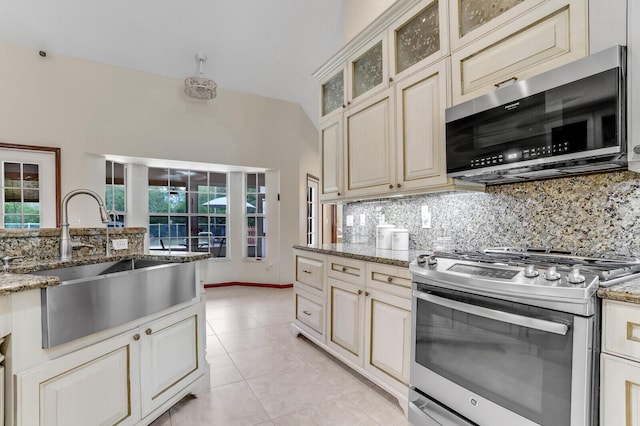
left=150, top=286, right=411, bottom=426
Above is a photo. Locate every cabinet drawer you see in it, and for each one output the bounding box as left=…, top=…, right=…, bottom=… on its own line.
left=328, top=256, right=365, bottom=286
left=296, top=293, right=324, bottom=334
left=366, top=263, right=412, bottom=299
left=603, top=300, right=640, bottom=362
left=451, top=4, right=586, bottom=104
left=296, top=255, right=324, bottom=291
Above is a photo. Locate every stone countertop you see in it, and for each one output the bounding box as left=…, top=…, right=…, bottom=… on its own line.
left=598, top=277, right=640, bottom=304
left=0, top=252, right=210, bottom=295
left=293, top=243, right=421, bottom=267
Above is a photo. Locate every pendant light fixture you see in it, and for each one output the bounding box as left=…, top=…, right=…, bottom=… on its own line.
left=184, top=54, right=217, bottom=100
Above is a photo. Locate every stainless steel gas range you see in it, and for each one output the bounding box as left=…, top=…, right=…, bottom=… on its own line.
left=408, top=248, right=640, bottom=426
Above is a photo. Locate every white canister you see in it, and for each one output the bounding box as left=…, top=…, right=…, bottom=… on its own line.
left=376, top=224, right=396, bottom=249
left=391, top=228, right=409, bottom=251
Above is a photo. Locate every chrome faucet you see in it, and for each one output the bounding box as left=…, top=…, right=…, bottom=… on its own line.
left=60, top=189, right=110, bottom=261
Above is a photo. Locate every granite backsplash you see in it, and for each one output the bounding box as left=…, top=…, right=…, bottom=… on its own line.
left=342, top=171, right=640, bottom=257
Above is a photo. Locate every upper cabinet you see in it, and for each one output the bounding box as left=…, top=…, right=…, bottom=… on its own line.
left=389, top=0, right=450, bottom=80
left=450, top=0, right=587, bottom=104
left=313, top=0, right=589, bottom=202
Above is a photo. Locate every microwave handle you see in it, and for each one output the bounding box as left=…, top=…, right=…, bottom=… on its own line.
left=414, top=291, right=568, bottom=336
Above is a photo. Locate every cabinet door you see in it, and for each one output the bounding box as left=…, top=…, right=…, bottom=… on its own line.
left=395, top=59, right=449, bottom=191
left=328, top=278, right=364, bottom=363
left=140, top=307, right=200, bottom=416
left=347, top=35, right=389, bottom=105
left=601, top=353, right=640, bottom=425
left=345, top=89, right=395, bottom=198
left=16, top=331, right=141, bottom=426
left=388, top=0, right=449, bottom=80
left=449, top=0, right=546, bottom=51
left=364, top=289, right=411, bottom=388
left=451, top=0, right=587, bottom=105
left=320, top=115, right=344, bottom=200
left=320, top=67, right=347, bottom=121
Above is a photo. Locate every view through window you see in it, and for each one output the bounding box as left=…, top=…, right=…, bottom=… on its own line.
left=245, top=172, right=266, bottom=259
left=105, top=160, right=126, bottom=227
left=148, top=168, right=228, bottom=257
left=2, top=161, right=40, bottom=229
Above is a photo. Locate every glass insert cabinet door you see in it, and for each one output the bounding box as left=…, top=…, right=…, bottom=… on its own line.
left=322, top=69, right=345, bottom=117
left=395, top=1, right=441, bottom=74
left=457, top=0, right=525, bottom=37
left=351, top=40, right=385, bottom=100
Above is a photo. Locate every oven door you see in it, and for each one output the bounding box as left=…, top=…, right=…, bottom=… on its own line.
left=409, top=283, right=595, bottom=426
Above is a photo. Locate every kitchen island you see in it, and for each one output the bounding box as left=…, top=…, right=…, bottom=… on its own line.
left=0, top=252, right=210, bottom=426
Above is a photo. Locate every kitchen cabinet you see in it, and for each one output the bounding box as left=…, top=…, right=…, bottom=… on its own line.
left=292, top=250, right=411, bottom=413
left=344, top=89, right=396, bottom=198
left=450, top=0, right=587, bottom=104
left=320, top=67, right=347, bottom=121
left=15, top=303, right=204, bottom=426
left=388, top=0, right=449, bottom=81
left=292, top=250, right=327, bottom=339
left=394, top=59, right=450, bottom=190
left=319, top=115, right=344, bottom=200
left=347, top=35, right=390, bottom=107
left=600, top=299, right=640, bottom=425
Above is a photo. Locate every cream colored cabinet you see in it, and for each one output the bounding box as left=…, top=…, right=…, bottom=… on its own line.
left=320, top=66, right=347, bottom=121
left=319, top=115, right=344, bottom=200
left=328, top=277, right=365, bottom=363
left=451, top=0, right=587, bottom=105
left=347, top=35, right=390, bottom=106
left=344, top=88, right=396, bottom=198
left=140, top=308, right=200, bottom=417
left=15, top=304, right=204, bottom=426
left=16, top=331, right=141, bottom=426
left=293, top=250, right=327, bottom=340
left=600, top=299, right=640, bottom=425
left=388, top=0, right=450, bottom=81
left=449, top=0, right=546, bottom=51
left=395, top=59, right=450, bottom=190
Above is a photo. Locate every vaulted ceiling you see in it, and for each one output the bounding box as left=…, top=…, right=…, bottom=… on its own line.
left=0, top=0, right=347, bottom=126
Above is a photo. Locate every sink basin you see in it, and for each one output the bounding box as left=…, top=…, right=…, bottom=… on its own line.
left=35, top=258, right=197, bottom=348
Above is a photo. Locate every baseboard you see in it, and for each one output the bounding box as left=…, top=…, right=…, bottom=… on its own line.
left=204, top=282, right=293, bottom=289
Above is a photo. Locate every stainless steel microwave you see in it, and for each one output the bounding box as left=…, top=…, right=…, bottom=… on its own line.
left=445, top=46, right=626, bottom=185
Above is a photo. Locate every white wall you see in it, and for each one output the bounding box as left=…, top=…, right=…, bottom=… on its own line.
left=0, top=42, right=320, bottom=285
left=345, top=0, right=398, bottom=42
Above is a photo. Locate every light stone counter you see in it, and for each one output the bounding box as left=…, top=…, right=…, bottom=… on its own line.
left=293, top=243, right=422, bottom=268
left=597, top=277, right=640, bottom=304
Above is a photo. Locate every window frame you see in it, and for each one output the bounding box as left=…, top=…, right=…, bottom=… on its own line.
left=105, top=160, right=127, bottom=227
left=244, top=172, right=267, bottom=260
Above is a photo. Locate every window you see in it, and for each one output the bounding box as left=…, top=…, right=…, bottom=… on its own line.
left=148, top=168, right=227, bottom=257
left=0, top=145, right=58, bottom=229
left=245, top=172, right=266, bottom=259
left=105, top=160, right=126, bottom=227
left=306, top=174, right=319, bottom=245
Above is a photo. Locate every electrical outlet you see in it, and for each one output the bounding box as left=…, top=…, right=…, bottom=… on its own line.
left=111, top=239, right=128, bottom=250
left=346, top=215, right=354, bottom=227
left=421, top=206, right=432, bottom=229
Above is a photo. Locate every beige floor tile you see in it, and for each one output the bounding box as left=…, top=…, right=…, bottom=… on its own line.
left=246, top=365, right=342, bottom=419
left=170, top=382, right=269, bottom=426
left=272, top=397, right=377, bottom=426
left=343, top=384, right=410, bottom=426
left=229, top=345, right=306, bottom=379
left=217, top=327, right=277, bottom=353
left=206, top=334, right=227, bottom=357
left=209, top=353, right=245, bottom=388
left=209, top=314, right=262, bottom=334
left=250, top=309, right=293, bottom=327
left=206, top=304, right=249, bottom=320
left=263, top=323, right=298, bottom=342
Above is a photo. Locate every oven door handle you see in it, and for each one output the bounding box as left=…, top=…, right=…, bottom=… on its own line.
left=414, top=291, right=569, bottom=335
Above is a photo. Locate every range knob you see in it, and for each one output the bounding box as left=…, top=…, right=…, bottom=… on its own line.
left=544, top=266, right=561, bottom=281
left=567, top=267, right=586, bottom=284
left=524, top=264, right=539, bottom=278
left=427, top=255, right=438, bottom=266
left=417, top=254, right=438, bottom=266
left=417, top=254, right=428, bottom=265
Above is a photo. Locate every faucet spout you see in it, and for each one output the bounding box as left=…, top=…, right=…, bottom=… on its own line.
left=60, top=189, right=110, bottom=261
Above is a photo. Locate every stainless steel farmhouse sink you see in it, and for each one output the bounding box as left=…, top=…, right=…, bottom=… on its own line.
left=32, top=259, right=197, bottom=348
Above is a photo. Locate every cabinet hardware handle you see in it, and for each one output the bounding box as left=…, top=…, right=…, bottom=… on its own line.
left=357, top=289, right=363, bottom=295
left=389, top=184, right=394, bottom=189
left=337, top=192, right=341, bottom=196
left=133, top=334, right=140, bottom=341
left=387, top=276, right=393, bottom=283
left=397, top=183, right=402, bottom=188
left=494, top=76, right=518, bottom=88
left=303, top=270, right=311, bottom=274
left=342, top=104, right=346, bottom=108
left=347, top=101, right=351, bottom=105
left=389, top=77, right=394, bottom=83
left=145, top=328, right=152, bottom=335
left=303, top=310, right=311, bottom=315
left=342, top=266, right=348, bottom=272
left=365, top=291, right=370, bottom=296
